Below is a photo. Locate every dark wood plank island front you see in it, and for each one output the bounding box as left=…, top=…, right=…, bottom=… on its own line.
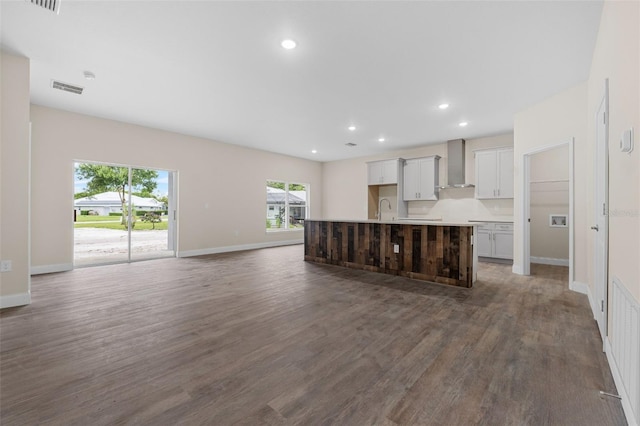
left=304, top=220, right=477, bottom=288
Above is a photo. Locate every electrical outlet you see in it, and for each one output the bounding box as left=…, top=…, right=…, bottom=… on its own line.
left=393, top=244, right=399, bottom=254
left=0, top=260, right=12, bottom=272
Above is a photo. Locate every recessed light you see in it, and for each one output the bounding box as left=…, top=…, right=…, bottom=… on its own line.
left=438, top=103, right=449, bottom=110
left=459, top=122, right=468, bottom=127
left=378, top=137, right=385, bottom=143
left=83, top=71, right=96, bottom=80
left=311, top=149, right=317, bottom=154
left=348, top=125, right=356, bottom=131
left=281, top=39, right=297, bottom=50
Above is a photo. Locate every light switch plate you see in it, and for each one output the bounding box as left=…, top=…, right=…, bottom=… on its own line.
left=393, top=244, right=400, bottom=254
left=0, top=260, right=12, bottom=272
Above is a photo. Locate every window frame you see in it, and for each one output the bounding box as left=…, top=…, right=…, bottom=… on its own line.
left=266, top=180, right=309, bottom=232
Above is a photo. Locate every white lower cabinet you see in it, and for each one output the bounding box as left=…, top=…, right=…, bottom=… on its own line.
left=477, top=223, right=513, bottom=260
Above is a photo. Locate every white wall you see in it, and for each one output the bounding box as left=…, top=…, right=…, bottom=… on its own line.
left=322, top=133, right=514, bottom=221
left=30, top=105, right=323, bottom=269
left=587, top=0, right=639, bottom=305
left=0, top=52, right=31, bottom=308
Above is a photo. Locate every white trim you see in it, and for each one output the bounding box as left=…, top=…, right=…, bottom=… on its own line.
left=605, top=337, right=639, bottom=426
left=511, top=263, right=523, bottom=274
left=178, top=239, right=303, bottom=258
left=570, top=280, right=598, bottom=320
left=570, top=279, right=590, bottom=295
left=530, top=256, right=569, bottom=266
left=0, top=292, right=31, bottom=309
left=31, top=263, right=73, bottom=275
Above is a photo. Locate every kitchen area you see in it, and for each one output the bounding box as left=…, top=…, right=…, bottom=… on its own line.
left=305, top=137, right=515, bottom=288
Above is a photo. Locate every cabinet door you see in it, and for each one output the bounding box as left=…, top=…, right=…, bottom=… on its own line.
left=477, top=230, right=493, bottom=257
left=403, top=160, right=420, bottom=201
left=497, top=149, right=514, bottom=198
left=367, top=162, right=382, bottom=185
left=475, top=151, right=498, bottom=199
left=493, top=231, right=514, bottom=259
left=418, top=157, right=437, bottom=200
left=381, top=160, right=398, bottom=185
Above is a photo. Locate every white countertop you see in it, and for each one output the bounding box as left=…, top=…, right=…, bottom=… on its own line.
left=307, top=216, right=513, bottom=226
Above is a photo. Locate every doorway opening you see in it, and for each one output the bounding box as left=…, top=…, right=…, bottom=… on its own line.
left=73, top=161, right=177, bottom=266
left=521, top=139, right=575, bottom=286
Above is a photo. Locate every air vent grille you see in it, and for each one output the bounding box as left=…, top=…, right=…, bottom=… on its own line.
left=345, top=142, right=357, bottom=147
left=29, top=0, right=61, bottom=13
left=51, top=80, right=83, bottom=95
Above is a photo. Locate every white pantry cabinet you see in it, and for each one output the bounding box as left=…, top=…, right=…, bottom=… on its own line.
left=403, top=156, right=440, bottom=201
left=477, top=222, right=513, bottom=260
left=367, top=159, right=400, bottom=185
left=475, top=148, right=513, bottom=199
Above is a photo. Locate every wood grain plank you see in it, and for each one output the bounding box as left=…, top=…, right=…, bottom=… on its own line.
left=0, top=248, right=625, bottom=426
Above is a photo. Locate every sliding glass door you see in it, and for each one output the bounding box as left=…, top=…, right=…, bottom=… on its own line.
left=73, top=162, right=176, bottom=266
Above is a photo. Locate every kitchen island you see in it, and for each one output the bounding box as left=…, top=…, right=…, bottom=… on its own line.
left=304, top=219, right=477, bottom=288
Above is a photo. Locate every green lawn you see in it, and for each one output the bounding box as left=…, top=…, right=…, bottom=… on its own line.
left=75, top=215, right=122, bottom=222
left=75, top=216, right=168, bottom=230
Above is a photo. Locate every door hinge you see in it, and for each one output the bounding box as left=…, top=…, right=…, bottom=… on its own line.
left=601, top=300, right=604, bottom=312
left=603, top=203, right=606, bottom=216
left=603, top=112, right=607, bottom=124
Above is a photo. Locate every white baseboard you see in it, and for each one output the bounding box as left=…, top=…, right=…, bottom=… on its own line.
left=530, top=256, right=569, bottom=266
left=0, top=292, right=31, bottom=309
left=178, top=239, right=303, bottom=258
left=605, top=337, right=639, bottom=426
left=569, top=280, right=589, bottom=295
left=512, top=263, right=523, bottom=274
left=570, top=280, right=597, bottom=319
left=31, top=263, right=73, bottom=275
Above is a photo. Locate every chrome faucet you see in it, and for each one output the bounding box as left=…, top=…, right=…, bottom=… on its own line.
left=377, top=198, right=392, bottom=221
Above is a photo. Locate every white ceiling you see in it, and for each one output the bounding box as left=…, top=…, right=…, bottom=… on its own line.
left=1, top=0, right=603, bottom=162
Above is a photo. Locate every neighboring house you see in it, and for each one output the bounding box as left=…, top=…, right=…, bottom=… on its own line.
left=266, top=187, right=306, bottom=225
left=74, top=191, right=165, bottom=216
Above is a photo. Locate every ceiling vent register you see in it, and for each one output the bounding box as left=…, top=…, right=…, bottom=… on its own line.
left=29, top=0, right=61, bottom=13
left=345, top=142, right=357, bottom=147
left=51, top=80, right=83, bottom=95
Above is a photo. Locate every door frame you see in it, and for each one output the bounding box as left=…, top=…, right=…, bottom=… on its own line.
left=520, top=138, right=575, bottom=287
left=72, top=160, right=178, bottom=267
left=593, top=80, right=609, bottom=345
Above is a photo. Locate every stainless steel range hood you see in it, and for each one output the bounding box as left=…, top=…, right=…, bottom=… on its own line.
left=440, top=138, right=474, bottom=189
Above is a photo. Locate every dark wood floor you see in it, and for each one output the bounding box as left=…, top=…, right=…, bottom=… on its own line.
left=0, top=245, right=627, bottom=425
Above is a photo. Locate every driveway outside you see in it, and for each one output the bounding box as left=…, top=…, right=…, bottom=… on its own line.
left=74, top=228, right=173, bottom=266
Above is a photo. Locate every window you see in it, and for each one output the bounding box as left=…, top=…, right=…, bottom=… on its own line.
left=266, top=181, right=308, bottom=231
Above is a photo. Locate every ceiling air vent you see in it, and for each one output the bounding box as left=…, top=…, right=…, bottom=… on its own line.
left=345, top=142, right=357, bottom=147
left=28, top=0, right=61, bottom=14
left=51, top=80, right=83, bottom=95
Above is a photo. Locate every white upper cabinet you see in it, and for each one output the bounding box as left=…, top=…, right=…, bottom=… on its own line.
left=367, top=159, right=400, bottom=185
left=475, top=148, right=513, bottom=199
left=403, top=156, right=440, bottom=201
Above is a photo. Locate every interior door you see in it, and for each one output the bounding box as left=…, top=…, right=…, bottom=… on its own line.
left=593, top=85, right=609, bottom=344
